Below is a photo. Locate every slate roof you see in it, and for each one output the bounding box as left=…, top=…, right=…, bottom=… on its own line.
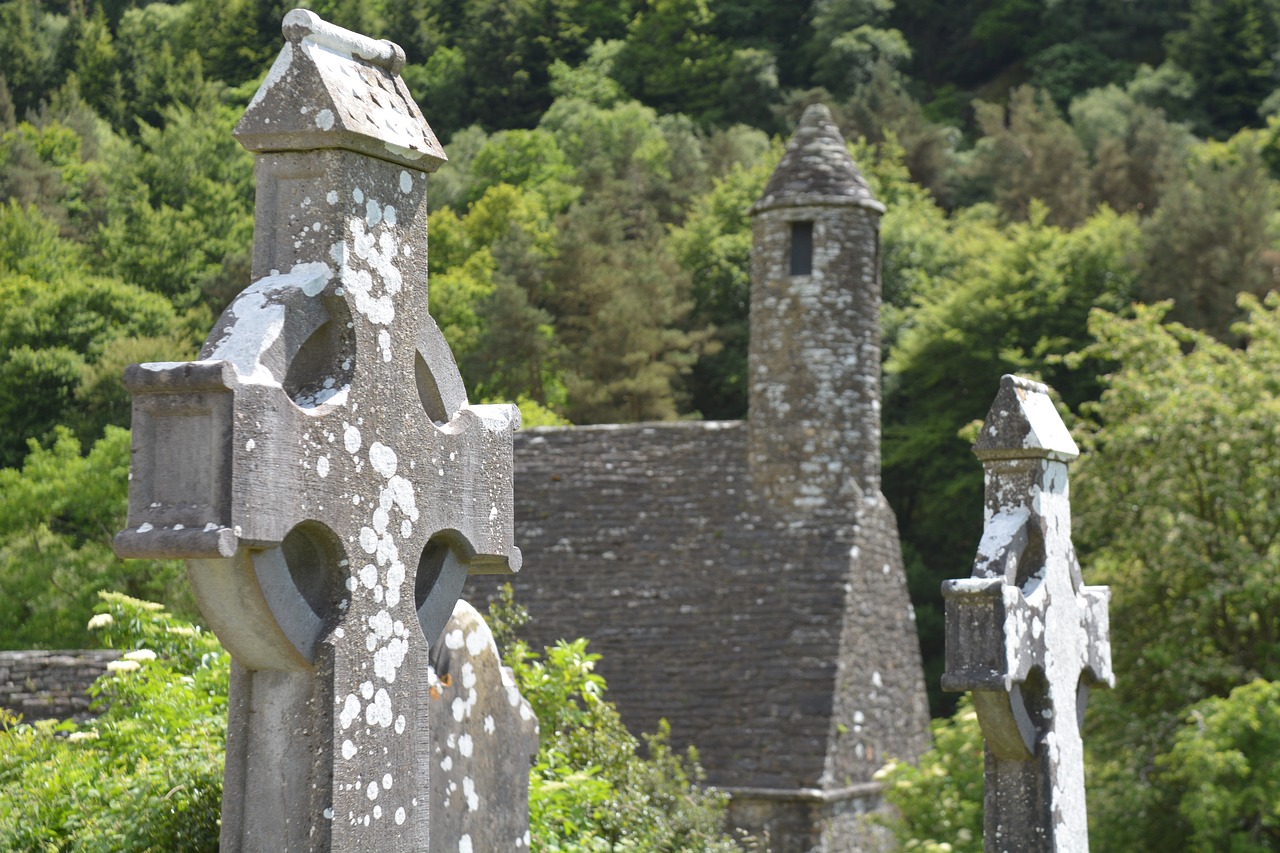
left=466, top=420, right=929, bottom=790
left=751, top=103, right=881, bottom=214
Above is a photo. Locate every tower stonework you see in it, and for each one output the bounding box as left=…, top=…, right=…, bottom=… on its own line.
left=466, top=103, right=930, bottom=852
left=748, top=103, right=885, bottom=511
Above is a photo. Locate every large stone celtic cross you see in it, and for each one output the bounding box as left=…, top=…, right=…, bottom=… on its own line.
left=942, top=375, right=1113, bottom=852
left=114, top=11, right=520, bottom=851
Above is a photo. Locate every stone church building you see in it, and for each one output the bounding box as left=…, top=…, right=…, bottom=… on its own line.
left=467, top=104, right=931, bottom=852
left=0, top=102, right=932, bottom=852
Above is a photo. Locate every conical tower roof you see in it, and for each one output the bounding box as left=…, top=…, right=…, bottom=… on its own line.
left=751, top=103, right=882, bottom=215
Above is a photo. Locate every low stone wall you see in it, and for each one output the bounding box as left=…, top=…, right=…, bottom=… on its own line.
left=0, top=650, right=120, bottom=722
left=724, top=782, right=895, bottom=853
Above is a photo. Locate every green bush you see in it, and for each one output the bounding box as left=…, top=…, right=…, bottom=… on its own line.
left=1160, top=679, right=1280, bottom=851
left=488, top=585, right=739, bottom=852
left=0, top=586, right=735, bottom=851
left=877, top=694, right=984, bottom=852
left=0, top=592, right=226, bottom=852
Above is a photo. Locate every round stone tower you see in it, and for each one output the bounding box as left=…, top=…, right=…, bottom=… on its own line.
left=748, top=103, right=885, bottom=516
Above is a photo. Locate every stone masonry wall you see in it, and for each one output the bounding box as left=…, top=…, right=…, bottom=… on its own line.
left=0, top=650, right=119, bottom=722
left=748, top=203, right=883, bottom=513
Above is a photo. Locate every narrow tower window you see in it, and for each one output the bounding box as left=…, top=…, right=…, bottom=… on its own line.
left=789, top=221, right=813, bottom=275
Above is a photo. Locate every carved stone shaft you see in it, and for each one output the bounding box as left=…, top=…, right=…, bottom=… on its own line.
left=942, top=375, right=1113, bottom=853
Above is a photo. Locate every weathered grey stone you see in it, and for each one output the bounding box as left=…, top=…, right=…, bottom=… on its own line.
left=428, top=600, right=537, bottom=852
left=749, top=102, right=885, bottom=511
left=466, top=103, right=929, bottom=853
left=942, top=374, right=1113, bottom=852
left=0, top=650, right=120, bottom=722
left=114, top=11, right=523, bottom=852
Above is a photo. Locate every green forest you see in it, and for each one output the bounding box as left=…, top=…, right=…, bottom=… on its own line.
left=2, top=0, right=1280, bottom=849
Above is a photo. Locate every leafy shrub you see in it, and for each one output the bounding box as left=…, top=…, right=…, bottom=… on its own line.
left=489, top=585, right=739, bottom=852
left=877, top=694, right=984, bottom=852
left=0, top=586, right=733, bottom=851
left=0, top=427, right=195, bottom=649
left=0, top=592, right=226, bottom=852
left=1160, top=679, right=1280, bottom=852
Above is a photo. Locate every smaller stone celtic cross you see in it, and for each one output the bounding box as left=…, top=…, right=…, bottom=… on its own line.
left=115, top=11, right=521, bottom=851
left=942, top=375, right=1113, bottom=852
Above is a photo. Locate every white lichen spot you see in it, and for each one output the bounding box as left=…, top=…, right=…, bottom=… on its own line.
left=317, top=456, right=330, bottom=478
left=137, top=523, right=154, bottom=534
left=246, top=438, right=257, bottom=452
left=378, top=329, right=392, bottom=362
left=395, top=807, right=406, bottom=826
left=323, top=807, right=334, bottom=820
left=459, top=734, right=473, bottom=758
left=387, top=476, right=419, bottom=520
left=385, top=561, right=406, bottom=608
left=315, top=108, right=335, bottom=130
left=395, top=714, right=406, bottom=734
left=441, top=755, right=453, bottom=772
left=399, top=171, right=413, bottom=194
left=360, top=529, right=378, bottom=555
left=339, top=694, right=361, bottom=730
left=384, top=205, right=397, bottom=227
left=353, top=188, right=364, bottom=204
left=361, top=681, right=375, bottom=700
left=445, top=629, right=465, bottom=650
left=372, top=628, right=408, bottom=685
left=382, top=773, right=393, bottom=790
left=369, top=442, right=398, bottom=478
left=327, top=190, right=339, bottom=205
left=367, top=688, right=393, bottom=727
left=366, top=781, right=379, bottom=801
left=373, top=805, right=382, bottom=820
left=460, top=833, right=473, bottom=853
left=466, top=629, right=487, bottom=657
left=366, top=198, right=383, bottom=227
left=463, top=776, right=478, bottom=811
left=342, top=739, right=357, bottom=760
left=344, top=423, right=361, bottom=454
left=484, top=715, right=495, bottom=734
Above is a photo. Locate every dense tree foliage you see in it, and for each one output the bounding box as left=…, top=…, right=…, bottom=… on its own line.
left=4, top=1, right=1280, bottom=847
